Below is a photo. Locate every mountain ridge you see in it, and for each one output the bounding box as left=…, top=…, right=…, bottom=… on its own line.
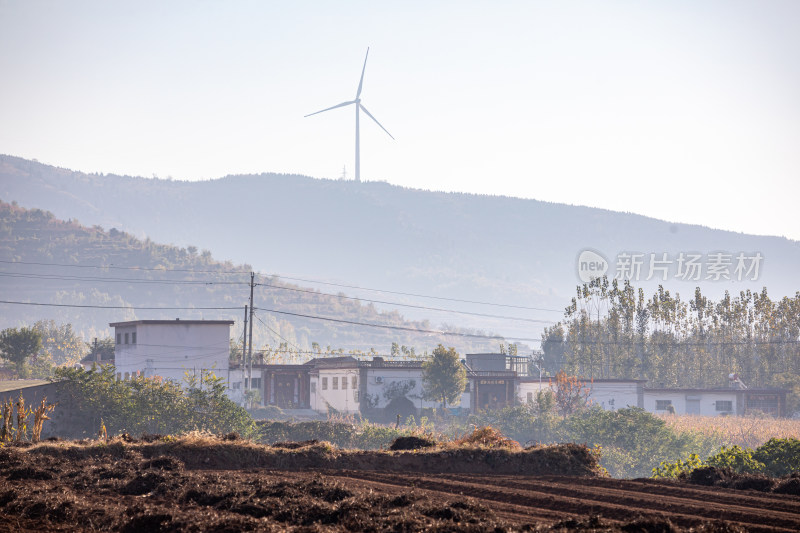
left=2, top=154, right=798, bottom=344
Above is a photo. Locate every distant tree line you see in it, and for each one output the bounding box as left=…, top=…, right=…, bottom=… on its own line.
left=542, top=277, right=800, bottom=394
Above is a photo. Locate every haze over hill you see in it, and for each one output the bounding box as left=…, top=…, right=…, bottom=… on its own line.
left=0, top=199, right=501, bottom=355
left=2, top=154, right=799, bottom=344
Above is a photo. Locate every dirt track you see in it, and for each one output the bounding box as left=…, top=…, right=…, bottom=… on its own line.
left=2, top=440, right=800, bottom=531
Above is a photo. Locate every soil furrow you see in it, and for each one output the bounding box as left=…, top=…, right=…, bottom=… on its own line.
left=337, top=470, right=800, bottom=532
left=437, top=473, right=800, bottom=525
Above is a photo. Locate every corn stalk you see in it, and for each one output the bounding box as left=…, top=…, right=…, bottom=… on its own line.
left=14, top=393, right=31, bottom=442
left=1, top=397, right=13, bottom=442
left=31, top=397, right=56, bottom=443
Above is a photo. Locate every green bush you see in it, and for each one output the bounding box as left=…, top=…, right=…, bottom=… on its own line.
left=652, top=438, right=800, bottom=479
left=753, top=438, right=800, bottom=477
left=707, top=445, right=765, bottom=474
left=52, top=366, right=255, bottom=438
left=652, top=453, right=706, bottom=479
left=566, top=407, right=719, bottom=478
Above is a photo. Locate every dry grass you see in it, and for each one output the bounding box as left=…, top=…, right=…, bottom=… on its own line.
left=658, top=414, right=800, bottom=449
left=19, top=431, right=600, bottom=476
left=452, top=426, right=522, bottom=449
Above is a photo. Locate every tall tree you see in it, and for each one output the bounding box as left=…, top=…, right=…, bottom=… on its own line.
left=0, top=327, right=43, bottom=378
left=421, top=344, right=467, bottom=409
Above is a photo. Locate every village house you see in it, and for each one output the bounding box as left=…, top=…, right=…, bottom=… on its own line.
left=249, top=352, right=788, bottom=418
left=306, top=356, right=464, bottom=420
left=644, top=387, right=786, bottom=417
left=110, top=319, right=235, bottom=395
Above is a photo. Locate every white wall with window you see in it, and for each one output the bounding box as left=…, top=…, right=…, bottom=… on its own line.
left=586, top=380, right=643, bottom=411
left=111, top=319, right=234, bottom=395
left=310, top=366, right=361, bottom=414
left=643, top=389, right=738, bottom=416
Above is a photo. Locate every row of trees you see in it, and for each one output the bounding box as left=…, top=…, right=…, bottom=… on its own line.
left=0, top=321, right=112, bottom=378
left=542, top=277, right=800, bottom=391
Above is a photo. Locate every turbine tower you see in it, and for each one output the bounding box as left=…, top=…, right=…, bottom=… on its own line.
left=305, top=47, right=394, bottom=182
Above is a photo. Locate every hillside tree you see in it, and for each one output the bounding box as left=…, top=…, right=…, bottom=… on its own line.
left=0, top=327, right=43, bottom=378
left=422, top=344, right=467, bottom=409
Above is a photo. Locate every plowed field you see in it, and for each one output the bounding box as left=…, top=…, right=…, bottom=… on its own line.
left=2, top=437, right=799, bottom=532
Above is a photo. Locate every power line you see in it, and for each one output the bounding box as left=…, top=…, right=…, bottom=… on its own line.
left=1, top=259, right=563, bottom=313
left=256, top=281, right=557, bottom=324
left=1, top=261, right=558, bottom=324
left=267, top=273, right=564, bottom=313
left=255, top=306, right=535, bottom=341
left=0, top=271, right=246, bottom=286
left=0, top=299, right=241, bottom=311
left=253, top=312, right=302, bottom=353
left=0, top=259, right=248, bottom=275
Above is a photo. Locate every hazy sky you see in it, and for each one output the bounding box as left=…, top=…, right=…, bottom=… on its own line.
left=2, top=1, right=799, bottom=240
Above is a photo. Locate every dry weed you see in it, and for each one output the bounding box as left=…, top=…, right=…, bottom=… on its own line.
left=658, top=414, right=800, bottom=449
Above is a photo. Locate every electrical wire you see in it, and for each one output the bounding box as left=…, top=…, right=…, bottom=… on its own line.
left=0, top=259, right=563, bottom=313
left=0, top=271, right=246, bottom=286
left=256, top=281, right=557, bottom=324
left=1, top=261, right=557, bottom=323
left=0, top=299, right=241, bottom=311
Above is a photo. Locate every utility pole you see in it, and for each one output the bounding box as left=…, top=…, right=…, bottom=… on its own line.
left=242, top=305, right=248, bottom=389
left=93, top=337, right=98, bottom=363
left=248, top=272, right=255, bottom=393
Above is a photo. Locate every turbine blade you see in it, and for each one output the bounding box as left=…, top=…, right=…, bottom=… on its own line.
left=359, top=103, right=394, bottom=140
left=304, top=100, right=355, bottom=117
left=356, top=47, right=369, bottom=98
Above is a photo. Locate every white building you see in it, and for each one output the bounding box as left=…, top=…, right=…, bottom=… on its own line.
left=309, top=357, right=362, bottom=415
left=586, top=379, right=645, bottom=410
left=253, top=352, right=788, bottom=418
left=516, top=378, right=644, bottom=411
left=110, top=319, right=234, bottom=391
left=307, top=357, right=467, bottom=419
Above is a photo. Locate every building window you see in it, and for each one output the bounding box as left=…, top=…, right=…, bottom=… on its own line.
left=655, top=400, right=672, bottom=411
left=124, top=333, right=129, bottom=344
left=332, top=377, right=339, bottom=390
left=251, top=378, right=262, bottom=389
left=342, top=376, right=348, bottom=389
left=464, top=382, right=471, bottom=393
left=351, top=376, right=357, bottom=389
left=116, top=333, right=121, bottom=345
left=132, top=332, right=137, bottom=344
left=311, top=382, right=316, bottom=393
left=747, top=395, right=779, bottom=415
left=322, top=377, right=328, bottom=390
left=527, top=392, right=534, bottom=404
left=354, top=390, right=360, bottom=402
left=715, top=400, right=733, bottom=412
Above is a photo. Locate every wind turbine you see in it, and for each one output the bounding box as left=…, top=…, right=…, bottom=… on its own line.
left=305, top=47, right=394, bottom=183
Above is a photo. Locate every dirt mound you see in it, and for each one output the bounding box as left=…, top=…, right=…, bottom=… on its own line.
left=142, top=455, right=184, bottom=471
left=3, top=437, right=800, bottom=531
left=683, top=466, right=800, bottom=494
left=455, top=426, right=521, bottom=449
left=272, top=439, right=320, bottom=449
left=686, top=466, right=734, bottom=486
left=389, top=435, right=437, bottom=451
left=774, top=476, right=800, bottom=495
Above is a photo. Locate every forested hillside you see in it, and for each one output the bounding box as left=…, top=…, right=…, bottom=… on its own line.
left=0, top=201, right=497, bottom=356
left=3, top=154, right=799, bottom=345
